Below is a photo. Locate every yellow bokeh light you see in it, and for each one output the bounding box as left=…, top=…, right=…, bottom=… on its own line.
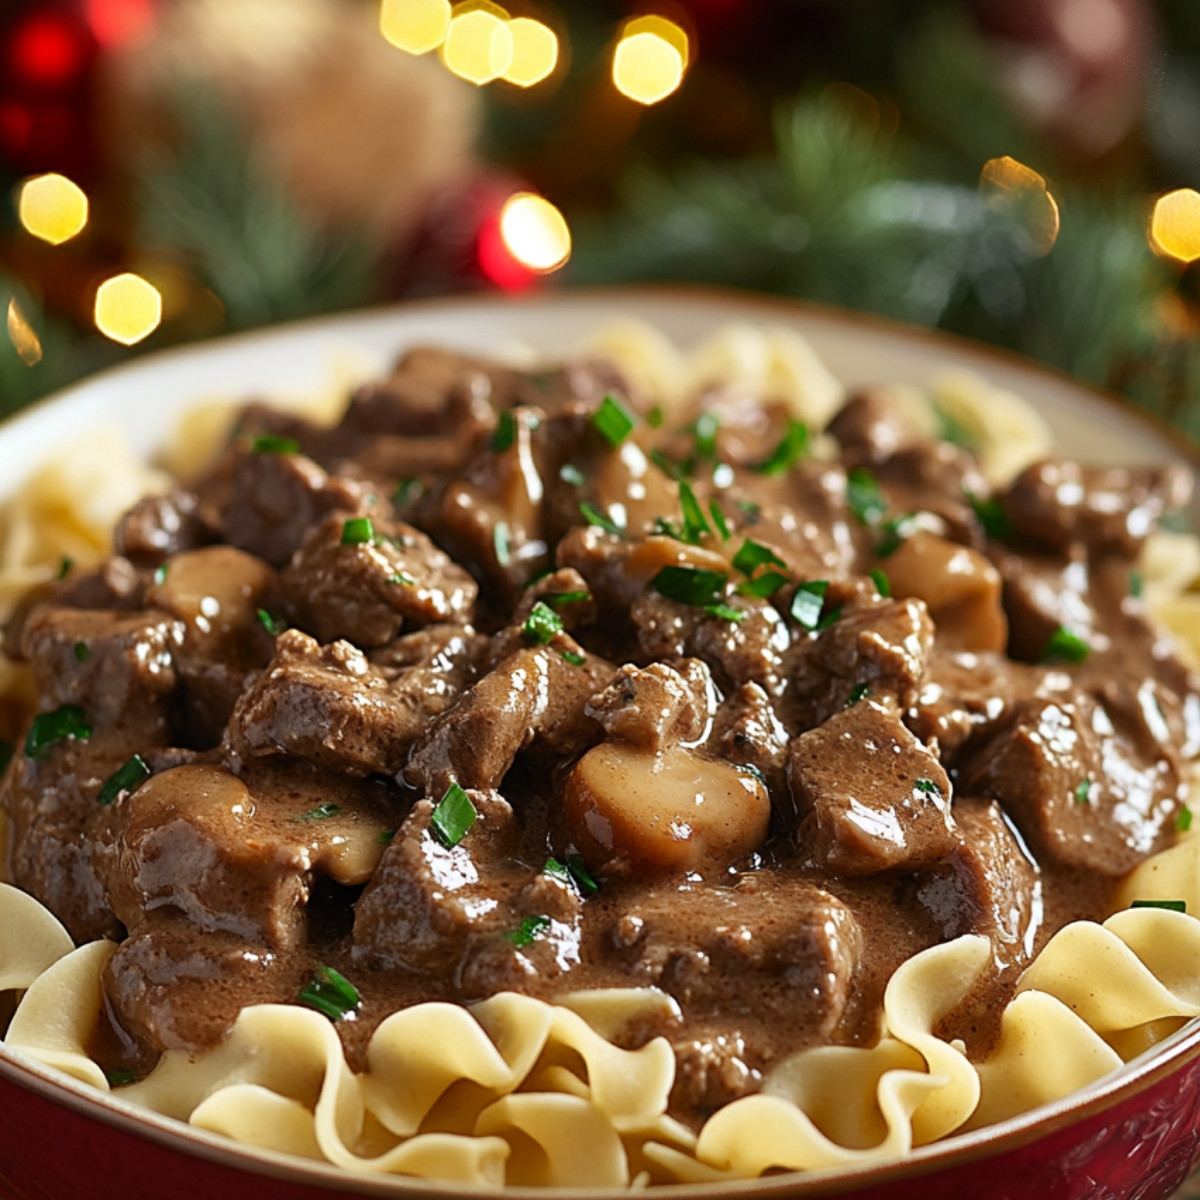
left=979, top=155, right=1060, bottom=257
left=17, top=173, right=89, bottom=246
left=612, top=16, right=688, bottom=107
left=500, top=192, right=571, bottom=272
left=6, top=299, right=43, bottom=367
left=442, top=6, right=512, bottom=85
left=1150, top=189, right=1200, bottom=264
left=502, top=18, right=558, bottom=87
left=380, top=0, right=451, bottom=55
left=94, top=273, right=163, bottom=346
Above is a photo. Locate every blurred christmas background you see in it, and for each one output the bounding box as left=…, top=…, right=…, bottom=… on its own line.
left=3, top=0, right=1200, bottom=431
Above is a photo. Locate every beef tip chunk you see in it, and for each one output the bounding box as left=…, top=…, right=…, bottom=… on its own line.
left=991, top=545, right=1101, bottom=663
left=1002, top=459, right=1192, bottom=557
left=147, top=546, right=277, bottom=745
left=21, top=606, right=182, bottom=749
left=283, top=512, right=476, bottom=648
left=369, top=621, right=486, bottom=681
left=485, top=567, right=598, bottom=666
left=711, top=682, right=790, bottom=799
left=791, top=587, right=934, bottom=723
left=873, top=442, right=990, bottom=549
left=115, top=490, right=217, bottom=567
left=787, top=700, right=956, bottom=874
left=672, top=1032, right=763, bottom=1115
left=221, top=447, right=368, bottom=567
left=959, top=692, right=1184, bottom=875
left=528, top=356, right=641, bottom=416
left=586, top=659, right=716, bottom=750
left=405, top=645, right=615, bottom=796
left=56, top=555, right=147, bottom=612
left=228, top=627, right=476, bottom=777
left=915, top=798, right=1041, bottom=965
left=828, top=387, right=919, bottom=463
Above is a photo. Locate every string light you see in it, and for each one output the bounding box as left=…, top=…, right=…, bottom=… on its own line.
left=612, top=15, right=689, bottom=106
left=441, top=4, right=513, bottom=85
left=502, top=18, right=558, bottom=88
left=94, top=273, right=163, bottom=346
left=6, top=299, right=43, bottom=367
left=17, top=173, right=90, bottom=246
left=1149, top=189, right=1200, bottom=265
left=979, top=156, right=1060, bottom=257
left=499, top=193, right=571, bottom=272
left=380, top=0, right=451, bottom=56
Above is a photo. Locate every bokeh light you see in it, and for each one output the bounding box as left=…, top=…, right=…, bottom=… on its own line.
left=612, top=16, right=689, bottom=106
left=502, top=17, right=558, bottom=88
left=498, top=192, right=572, bottom=273
left=979, top=156, right=1060, bottom=257
left=1149, top=189, right=1200, bottom=265
left=94, top=273, right=163, bottom=346
left=380, top=0, right=451, bottom=56
left=441, top=5, right=513, bottom=85
left=17, top=173, right=90, bottom=246
left=6, top=299, right=43, bottom=367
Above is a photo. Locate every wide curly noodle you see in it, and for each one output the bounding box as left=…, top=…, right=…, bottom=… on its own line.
left=1, top=320, right=1199, bottom=1187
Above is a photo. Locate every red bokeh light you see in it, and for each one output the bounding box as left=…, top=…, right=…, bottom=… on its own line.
left=477, top=212, right=538, bottom=293
left=85, top=0, right=157, bottom=49
left=8, top=12, right=89, bottom=87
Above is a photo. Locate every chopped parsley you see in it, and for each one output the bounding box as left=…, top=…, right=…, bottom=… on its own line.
left=523, top=601, right=563, bottom=646
left=1177, top=805, right=1193, bottom=833
left=506, top=915, right=552, bottom=946
left=846, top=467, right=887, bottom=526
left=869, top=568, right=890, bottom=597
left=493, top=521, right=512, bottom=567
left=560, top=463, right=585, bottom=487
left=651, top=566, right=727, bottom=608
left=1040, top=625, right=1092, bottom=665
left=543, top=590, right=591, bottom=608
left=430, top=782, right=477, bottom=848
left=708, top=501, right=730, bottom=542
left=1074, top=779, right=1092, bottom=805
left=98, top=754, right=151, bottom=806
left=737, top=571, right=788, bottom=599
left=579, top=501, right=625, bottom=537
left=153, top=563, right=168, bottom=585
left=876, top=514, right=921, bottom=558
left=296, top=802, right=341, bottom=822
left=816, top=605, right=843, bottom=630
left=846, top=682, right=870, bottom=707
left=592, top=394, right=636, bottom=448
left=256, top=608, right=287, bottom=636
left=73, top=642, right=89, bottom=663
left=340, top=516, right=375, bottom=546
left=392, top=477, right=422, bottom=507
left=1130, top=899, right=1187, bottom=913
left=545, top=855, right=599, bottom=897
left=492, top=410, right=517, bottom=452
left=678, top=480, right=712, bottom=544
left=387, top=571, right=415, bottom=587
left=732, top=539, right=786, bottom=577
left=705, top=602, right=745, bottom=621
left=790, top=580, right=830, bottom=631
left=757, top=419, right=809, bottom=476
left=967, top=491, right=1013, bottom=541
left=25, top=705, right=91, bottom=759
left=297, top=965, right=360, bottom=1021
left=250, top=435, right=299, bottom=455
left=559, top=649, right=585, bottom=666
left=914, top=778, right=943, bottom=797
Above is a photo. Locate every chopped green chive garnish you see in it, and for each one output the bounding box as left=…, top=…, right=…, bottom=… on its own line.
left=579, top=501, right=625, bottom=537
left=737, top=499, right=762, bottom=525
left=546, top=853, right=600, bottom=897
left=914, top=778, right=943, bottom=797
left=55, top=556, right=73, bottom=580
left=1129, top=569, right=1144, bottom=599
left=757, top=419, right=809, bottom=476
left=378, top=828, right=396, bottom=844
left=153, top=564, right=168, bottom=585
left=870, top=568, right=890, bottom=597
left=251, top=435, right=300, bottom=455
left=737, top=571, right=788, bottom=599
left=1130, top=899, right=1187, bottom=913
left=816, top=605, right=843, bottom=630
left=104, top=1068, right=138, bottom=1087
left=593, top=394, right=636, bottom=448
left=846, top=682, right=870, bottom=707
left=392, top=477, right=422, bottom=507
left=704, top=602, right=745, bottom=622
left=545, top=857, right=570, bottom=884
left=430, top=782, right=477, bottom=849
left=646, top=405, right=665, bottom=429
left=732, top=539, right=786, bottom=577
left=257, top=609, right=287, bottom=636
left=791, top=581, right=830, bottom=631
left=933, top=403, right=975, bottom=450
left=494, top=521, right=511, bottom=567
left=649, top=449, right=683, bottom=480
left=543, top=590, right=591, bottom=608
left=73, top=642, right=89, bottom=663
left=560, top=463, right=585, bottom=487
left=847, top=468, right=887, bottom=526
left=341, top=517, right=375, bottom=546
left=1177, top=805, right=1193, bottom=832
left=877, top=514, right=921, bottom=558
left=492, top=410, right=517, bottom=452
left=1074, top=779, right=1092, bottom=805
left=296, top=802, right=341, bottom=822
left=559, top=649, right=585, bottom=666
left=25, top=705, right=91, bottom=759
left=506, top=914, right=552, bottom=946
left=297, top=965, right=360, bottom=1021
left=708, top=501, right=730, bottom=542
left=691, top=411, right=720, bottom=462
left=967, top=491, right=1013, bottom=541
left=98, top=754, right=151, bottom=806
left=678, top=480, right=712, bottom=544
left=652, top=565, right=727, bottom=608
left=1040, top=625, right=1092, bottom=665
left=523, top=601, right=563, bottom=646
left=387, top=571, right=415, bottom=587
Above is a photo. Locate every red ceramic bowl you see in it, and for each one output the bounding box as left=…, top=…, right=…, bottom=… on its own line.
left=2, top=287, right=1198, bottom=1200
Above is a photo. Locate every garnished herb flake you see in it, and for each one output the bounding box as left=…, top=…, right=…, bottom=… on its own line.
left=523, top=601, right=563, bottom=646
left=709, top=501, right=730, bottom=542
left=560, top=463, right=585, bottom=487
left=341, top=517, right=375, bottom=546
left=704, top=602, right=745, bottom=622
left=297, top=802, right=341, bottom=822
left=593, top=394, right=636, bottom=448
left=757, top=419, right=809, bottom=476
left=737, top=500, right=762, bottom=524
left=98, top=754, right=151, bottom=806
left=732, top=539, right=786, bottom=577
left=737, top=571, right=788, bottom=599
left=55, top=556, right=73, bottom=580
left=506, top=914, right=552, bottom=946
left=870, top=568, right=890, bottom=597
left=933, top=404, right=976, bottom=451
left=430, top=782, right=477, bottom=849
left=816, top=605, right=843, bottom=631
left=691, top=411, right=720, bottom=462
left=876, top=514, right=920, bottom=558
left=652, top=566, right=727, bottom=608
left=1177, top=805, right=1193, bottom=833
left=914, top=778, right=943, bottom=797
left=967, top=491, right=1013, bottom=541
left=791, top=581, right=830, bottom=631
left=492, top=410, right=517, bottom=452
left=392, top=477, right=422, bottom=507
left=1074, top=779, right=1092, bottom=805
left=545, top=853, right=600, bottom=897
left=559, top=649, right=585, bottom=666
left=73, top=642, right=89, bottom=662
left=1040, top=625, right=1092, bottom=665
left=846, top=682, right=870, bottom=707
left=297, top=965, right=360, bottom=1021
left=649, top=449, right=683, bottom=480
left=257, top=608, right=287, bottom=636
left=579, top=501, right=625, bottom=537
left=378, top=828, right=396, bottom=844
left=1130, top=569, right=1144, bottom=599
left=544, top=590, right=591, bottom=608
left=153, top=564, right=168, bottom=585
left=104, top=1068, right=138, bottom=1087
left=251, top=435, right=300, bottom=455
left=25, top=705, right=91, bottom=759
left=387, top=571, right=415, bottom=587
left=646, top=405, right=665, bottom=429
left=847, top=468, right=887, bottom=526
left=678, top=480, right=712, bottom=544
left=494, top=521, right=512, bottom=567
left=1130, top=899, right=1187, bottom=913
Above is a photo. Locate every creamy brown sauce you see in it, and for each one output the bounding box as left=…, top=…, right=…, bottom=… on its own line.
left=2, top=346, right=1196, bottom=1123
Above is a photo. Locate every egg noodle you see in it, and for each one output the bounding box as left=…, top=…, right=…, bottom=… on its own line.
left=0, top=321, right=1198, bottom=1187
